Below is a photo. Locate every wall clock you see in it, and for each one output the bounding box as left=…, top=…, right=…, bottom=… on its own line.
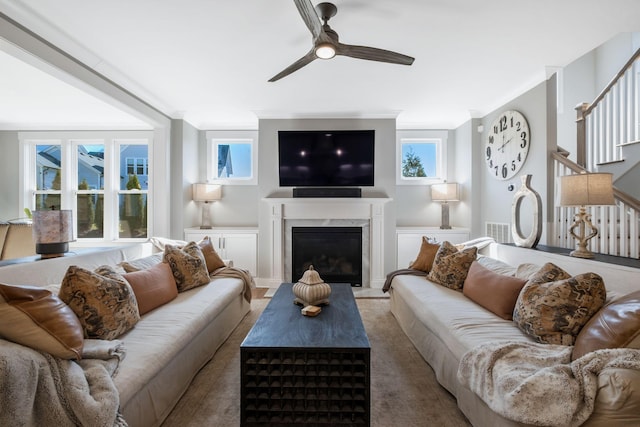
left=485, top=110, right=530, bottom=180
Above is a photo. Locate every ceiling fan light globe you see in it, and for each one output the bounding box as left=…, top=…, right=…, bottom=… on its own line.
left=315, top=43, right=336, bottom=59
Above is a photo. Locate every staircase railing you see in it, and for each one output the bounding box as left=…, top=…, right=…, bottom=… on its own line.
left=575, top=47, right=640, bottom=169
left=552, top=151, right=640, bottom=258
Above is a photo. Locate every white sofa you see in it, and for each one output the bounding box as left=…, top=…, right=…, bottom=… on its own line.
left=0, top=243, right=251, bottom=427
left=388, top=242, right=640, bottom=427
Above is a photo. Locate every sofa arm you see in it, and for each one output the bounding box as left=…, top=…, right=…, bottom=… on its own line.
left=223, top=259, right=234, bottom=267
left=583, top=367, right=640, bottom=426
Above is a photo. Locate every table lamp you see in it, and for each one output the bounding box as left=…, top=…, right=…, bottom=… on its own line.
left=560, top=172, right=615, bottom=258
left=32, top=208, right=74, bottom=259
left=192, top=183, right=222, bottom=229
left=431, top=182, right=460, bottom=230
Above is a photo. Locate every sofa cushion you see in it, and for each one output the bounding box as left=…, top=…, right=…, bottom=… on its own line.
left=120, top=253, right=163, bottom=273
left=0, top=283, right=83, bottom=359
left=59, top=265, right=140, bottom=340
left=163, top=242, right=211, bottom=292
left=427, top=241, right=477, bottom=291
left=476, top=255, right=517, bottom=276
left=409, top=237, right=440, bottom=272
left=123, top=262, right=178, bottom=315
left=463, top=261, right=527, bottom=320
left=513, top=263, right=607, bottom=345
left=572, top=290, right=640, bottom=360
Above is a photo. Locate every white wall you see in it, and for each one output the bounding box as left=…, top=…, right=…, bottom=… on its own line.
left=0, top=131, right=20, bottom=220
left=475, top=81, right=550, bottom=244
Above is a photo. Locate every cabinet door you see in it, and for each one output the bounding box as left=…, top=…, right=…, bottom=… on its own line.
left=397, top=234, right=424, bottom=269
left=184, top=230, right=224, bottom=252
left=221, top=234, right=257, bottom=275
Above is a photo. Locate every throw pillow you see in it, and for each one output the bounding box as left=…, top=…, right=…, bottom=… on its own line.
left=123, top=262, right=178, bottom=315
left=59, top=265, right=140, bottom=340
left=163, top=242, right=211, bottom=292
left=513, top=263, right=607, bottom=345
left=409, top=237, right=440, bottom=272
left=0, top=283, right=84, bottom=360
left=120, top=253, right=164, bottom=273
left=572, top=290, right=640, bottom=360
left=427, top=241, right=477, bottom=291
left=463, top=261, right=527, bottom=320
left=198, top=236, right=226, bottom=273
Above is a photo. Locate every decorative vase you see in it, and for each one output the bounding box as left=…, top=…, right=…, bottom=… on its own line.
left=293, top=265, right=331, bottom=307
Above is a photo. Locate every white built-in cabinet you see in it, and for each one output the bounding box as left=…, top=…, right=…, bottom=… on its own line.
left=396, top=227, right=470, bottom=269
left=184, top=227, right=258, bottom=276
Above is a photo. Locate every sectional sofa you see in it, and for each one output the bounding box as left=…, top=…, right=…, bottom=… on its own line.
left=0, top=241, right=251, bottom=427
left=387, top=241, right=640, bottom=427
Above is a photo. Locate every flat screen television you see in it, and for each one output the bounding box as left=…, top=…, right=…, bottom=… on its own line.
left=278, top=130, right=375, bottom=187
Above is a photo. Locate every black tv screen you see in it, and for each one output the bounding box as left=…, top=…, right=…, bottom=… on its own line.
left=278, top=130, right=375, bottom=187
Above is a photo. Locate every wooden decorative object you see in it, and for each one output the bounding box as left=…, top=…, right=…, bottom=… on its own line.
left=511, top=174, right=542, bottom=248
left=292, top=265, right=331, bottom=307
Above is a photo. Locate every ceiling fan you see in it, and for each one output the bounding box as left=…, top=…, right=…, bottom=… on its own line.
left=268, top=0, right=415, bottom=82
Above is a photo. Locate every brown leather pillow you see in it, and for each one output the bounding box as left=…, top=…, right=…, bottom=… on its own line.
left=572, top=290, right=640, bottom=360
left=199, top=236, right=226, bottom=273
left=409, top=237, right=440, bottom=272
left=123, top=262, right=178, bottom=315
left=0, top=283, right=84, bottom=359
left=463, top=261, right=527, bottom=320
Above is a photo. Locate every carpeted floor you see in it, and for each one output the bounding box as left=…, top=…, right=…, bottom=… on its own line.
left=161, top=295, right=471, bottom=427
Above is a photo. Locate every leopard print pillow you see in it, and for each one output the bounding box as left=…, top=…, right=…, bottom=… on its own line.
left=427, top=241, right=477, bottom=291
left=513, top=263, right=607, bottom=345
left=163, top=242, right=211, bottom=292
left=59, top=265, right=140, bottom=340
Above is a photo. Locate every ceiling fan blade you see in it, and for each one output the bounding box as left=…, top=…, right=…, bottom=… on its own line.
left=268, top=50, right=317, bottom=82
left=336, top=43, right=415, bottom=65
left=294, top=0, right=323, bottom=40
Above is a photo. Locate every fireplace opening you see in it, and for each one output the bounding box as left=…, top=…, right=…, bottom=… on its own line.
left=292, top=227, right=363, bottom=287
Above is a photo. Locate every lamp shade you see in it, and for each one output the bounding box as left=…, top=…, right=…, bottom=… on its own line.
left=32, top=209, right=74, bottom=244
left=431, top=183, right=460, bottom=202
left=560, top=173, right=615, bottom=206
left=192, top=183, right=221, bottom=202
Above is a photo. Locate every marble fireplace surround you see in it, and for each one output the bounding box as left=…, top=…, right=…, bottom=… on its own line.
left=264, top=197, right=391, bottom=289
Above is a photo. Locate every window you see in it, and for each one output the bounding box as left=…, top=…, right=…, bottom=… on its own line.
left=396, top=130, right=447, bottom=185
left=206, top=130, right=258, bottom=185
left=20, top=131, right=152, bottom=242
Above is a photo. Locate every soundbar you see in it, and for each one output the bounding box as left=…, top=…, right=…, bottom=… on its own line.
left=293, top=188, right=362, bottom=198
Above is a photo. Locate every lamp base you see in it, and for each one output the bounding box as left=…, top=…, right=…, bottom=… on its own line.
left=570, top=247, right=595, bottom=259
left=439, top=202, right=452, bottom=229
left=36, top=242, right=69, bottom=259
left=568, top=206, right=598, bottom=259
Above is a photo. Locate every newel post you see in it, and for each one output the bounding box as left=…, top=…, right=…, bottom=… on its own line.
left=575, top=102, right=589, bottom=168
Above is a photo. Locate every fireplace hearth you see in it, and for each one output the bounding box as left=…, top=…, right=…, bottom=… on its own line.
left=292, top=227, right=363, bottom=287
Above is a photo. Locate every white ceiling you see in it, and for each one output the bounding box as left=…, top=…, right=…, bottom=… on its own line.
left=1, top=0, right=640, bottom=130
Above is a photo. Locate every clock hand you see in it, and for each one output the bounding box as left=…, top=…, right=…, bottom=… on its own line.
left=498, top=137, right=513, bottom=152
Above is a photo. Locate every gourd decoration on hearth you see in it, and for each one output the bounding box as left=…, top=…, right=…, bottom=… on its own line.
left=293, top=265, right=331, bottom=307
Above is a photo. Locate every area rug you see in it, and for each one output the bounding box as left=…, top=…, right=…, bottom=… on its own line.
left=160, top=298, right=470, bottom=427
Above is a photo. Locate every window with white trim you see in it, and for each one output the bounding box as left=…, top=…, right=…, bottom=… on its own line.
left=396, top=130, right=448, bottom=185
left=206, top=130, right=258, bottom=185
left=20, top=132, right=152, bottom=242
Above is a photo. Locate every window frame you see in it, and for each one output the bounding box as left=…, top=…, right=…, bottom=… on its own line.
left=20, top=131, right=152, bottom=243
left=205, top=130, right=258, bottom=185
left=396, top=130, right=448, bottom=185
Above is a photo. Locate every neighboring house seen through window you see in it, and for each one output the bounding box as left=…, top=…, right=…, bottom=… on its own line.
left=21, top=132, right=152, bottom=241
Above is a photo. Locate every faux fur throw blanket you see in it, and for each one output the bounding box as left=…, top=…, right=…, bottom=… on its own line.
left=211, top=266, right=255, bottom=303
left=0, top=338, right=128, bottom=427
left=382, top=268, right=428, bottom=293
left=457, top=341, right=640, bottom=427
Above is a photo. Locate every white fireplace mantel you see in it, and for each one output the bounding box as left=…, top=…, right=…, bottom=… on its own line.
left=263, top=197, right=392, bottom=289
